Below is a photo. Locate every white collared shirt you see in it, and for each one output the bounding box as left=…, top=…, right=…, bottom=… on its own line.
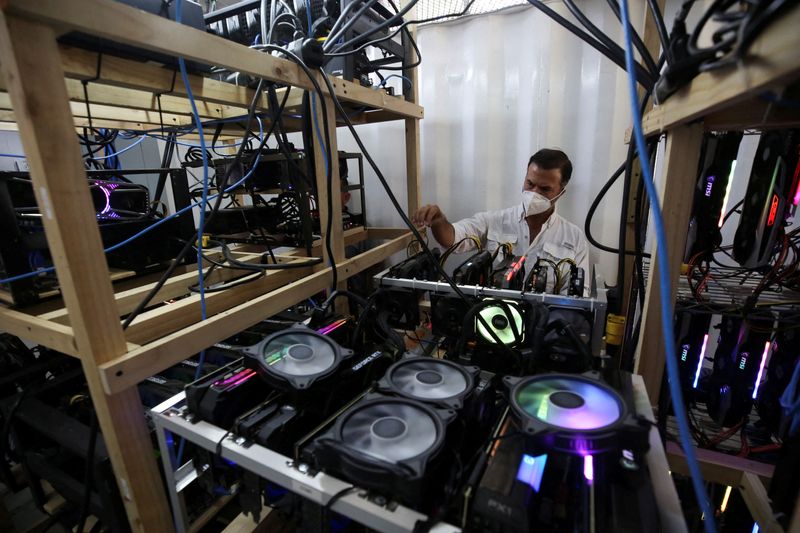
left=448, top=203, right=591, bottom=296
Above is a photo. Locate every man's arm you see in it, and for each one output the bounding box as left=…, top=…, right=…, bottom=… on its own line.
left=412, top=204, right=455, bottom=247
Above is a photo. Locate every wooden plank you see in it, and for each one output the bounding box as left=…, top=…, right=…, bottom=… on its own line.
left=621, top=0, right=664, bottom=324
left=405, top=117, right=421, bottom=215
left=703, top=98, right=800, bottom=131
left=634, top=124, right=704, bottom=404
left=0, top=306, right=78, bottom=356
left=740, top=472, right=783, bottom=533
left=98, top=232, right=413, bottom=394
left=312, top=94, right=345, bottom=272
left=0, top=13, right=173, bottom=532
left=188, top=494, right=235, bottom=533
left=367, top=227, right=410, bottom=240
left=632, top=376, right=687, bottom=533
left=38, top=253, right=259, bottom=325
left=665, top=441, right=774, bottom=487
left=642, top=5, right=800, bottom=136
left=0, top=111, right=166, bottom=131
left=222, top=506, right=271, bottom=533
left=6, top=0, right=424, bottom=120
left=402, top=0, right=422, bottom=215
left=124, top=260, right=312, bottom=344
left=58, top=45, right=263, bottom=112
left=314, top=94, right=347, bottom=313
left=0, top=92, right=193, bottom=127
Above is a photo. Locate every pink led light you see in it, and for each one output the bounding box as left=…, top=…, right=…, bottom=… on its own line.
left=317, top=319, right=347, bottom=336
left=751, top=341, right=771, bottom=400
left=583, top=455, right=594, bottom=483
left=231, top=370, right=257, bottom=387
left=214, top=369, right=255, bottom=388
left=693, top=334, right=709, bottom=389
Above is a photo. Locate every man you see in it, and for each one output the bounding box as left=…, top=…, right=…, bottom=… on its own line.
left=412, top=149, right=590, bottom=296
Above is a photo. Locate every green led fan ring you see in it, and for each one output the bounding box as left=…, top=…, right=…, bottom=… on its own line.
left=476, top=301, right=523, bottom=345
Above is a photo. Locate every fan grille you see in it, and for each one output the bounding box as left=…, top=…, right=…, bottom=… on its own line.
left=514, top=376, right=622, bottom=431
left=340, top=401, right=439, bottom=463
left=388, top=359, right=470, bottom=401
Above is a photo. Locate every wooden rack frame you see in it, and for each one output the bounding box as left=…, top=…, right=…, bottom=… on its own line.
left=631, top=6, right=800, bottom=532
left=0, top=1, right=423, bottom=530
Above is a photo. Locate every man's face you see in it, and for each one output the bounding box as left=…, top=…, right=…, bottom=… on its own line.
left=523, top=164, right=564, bottom=200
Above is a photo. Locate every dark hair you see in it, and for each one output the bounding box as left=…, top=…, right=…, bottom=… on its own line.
left=528, top=149, right=573, bottom=186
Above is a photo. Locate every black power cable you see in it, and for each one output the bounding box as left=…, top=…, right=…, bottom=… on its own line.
left=583, top=160, right=651, bottom=258
left=526, top=0, right=656, bottom=89
left=565, top=0, right=659, bottom=77
left=603, top=0, right=660, bottom=74
left=258, top=44, right=338, bottom=292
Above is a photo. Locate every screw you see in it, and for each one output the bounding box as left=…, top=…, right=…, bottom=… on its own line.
left=298, top=463, right=309, bottom=474
left=235, top=437, right=246, bottom=445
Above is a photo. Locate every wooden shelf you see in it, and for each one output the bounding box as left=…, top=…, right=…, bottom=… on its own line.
left=0, top=0, right=423, bottom=135
left=642, top=5, right=800, bottom=137
left=632, top=6, right=800, bottom=530
left=0, top=1, right=424, bottom=530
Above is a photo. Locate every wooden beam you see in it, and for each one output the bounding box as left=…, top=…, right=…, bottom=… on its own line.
left=665, top=441, right=774, bottom=487
left=642, top=5, right=800, bottom=136
left=703, top=98, right=800, bottom=131
left=314, top=94, right=347, bottom=313
left=58, top=45, right=264, bottom=112
left=634, top=124, right=704, bottom=404
left=0, top=92, right=193, bottom=127
left=367, top=227, right=412, bottom=240
left=98, top=232, right=413, bottom=394
left=740, top=472, right=783, bottom=533
left=124, top=260, right=313, bottom=344
left=6, top=0, right=423, bottom=120
left=0, top=13, right=172, bottom=532
left=621, top=0, right=664, bottom=327
left=0, top=306, right=78, bottom=356
left=38, top=253, right=261, bottom=325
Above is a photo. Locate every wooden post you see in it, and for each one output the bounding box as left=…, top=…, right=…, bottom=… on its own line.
left=621, top=0, right=665, bottom=331
left=312, top=93, right=347, bottom=312
left=0, top=13, right=173, bottom=532
left=739, top=473, right=783, bottom=533
left=634, top=124, right=704, bottom=404
left=403, top=9, right=422, bottom=216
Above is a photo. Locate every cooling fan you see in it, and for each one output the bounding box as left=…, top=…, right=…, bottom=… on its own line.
left=308, top=394, right=455, bottom=508
left=242, top=324, right=353, bottom=390
left=476, top=300, right=525, bottom=346
left=505, top=373, right=650, bottom=455
left=377, top=357, right=479, bottom=409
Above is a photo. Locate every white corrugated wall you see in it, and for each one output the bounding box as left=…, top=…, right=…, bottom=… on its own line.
left=338, top=0, right=651, bottom=287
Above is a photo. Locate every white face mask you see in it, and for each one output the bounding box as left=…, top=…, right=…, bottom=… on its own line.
left=522, top=188, right=564, bottom=217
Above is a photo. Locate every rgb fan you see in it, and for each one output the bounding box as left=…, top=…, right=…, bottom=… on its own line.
left=378, top=357, right=478, bottom=409
left=506, top=373, right=648, bottom=454
left=242, top=324, right=353, bottom=390
left=308, top=395, right=454, bottom=506
left=476, top=300, right=524, bottom=345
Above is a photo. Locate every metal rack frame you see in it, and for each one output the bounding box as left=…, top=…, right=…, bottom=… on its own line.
left=374, top=267, right=609, bottom=357
left=150, top=392, right=461, bottom=533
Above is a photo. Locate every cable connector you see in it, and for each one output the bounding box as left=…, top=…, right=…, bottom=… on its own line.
left=286, top=38, right=325, bottom=69
left=568, top=265, right=585, bottom=297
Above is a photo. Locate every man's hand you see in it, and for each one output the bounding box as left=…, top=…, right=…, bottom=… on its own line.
left=412, top=204, right=446, bottom=227
left=412, top=204, right=455, bottom=247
